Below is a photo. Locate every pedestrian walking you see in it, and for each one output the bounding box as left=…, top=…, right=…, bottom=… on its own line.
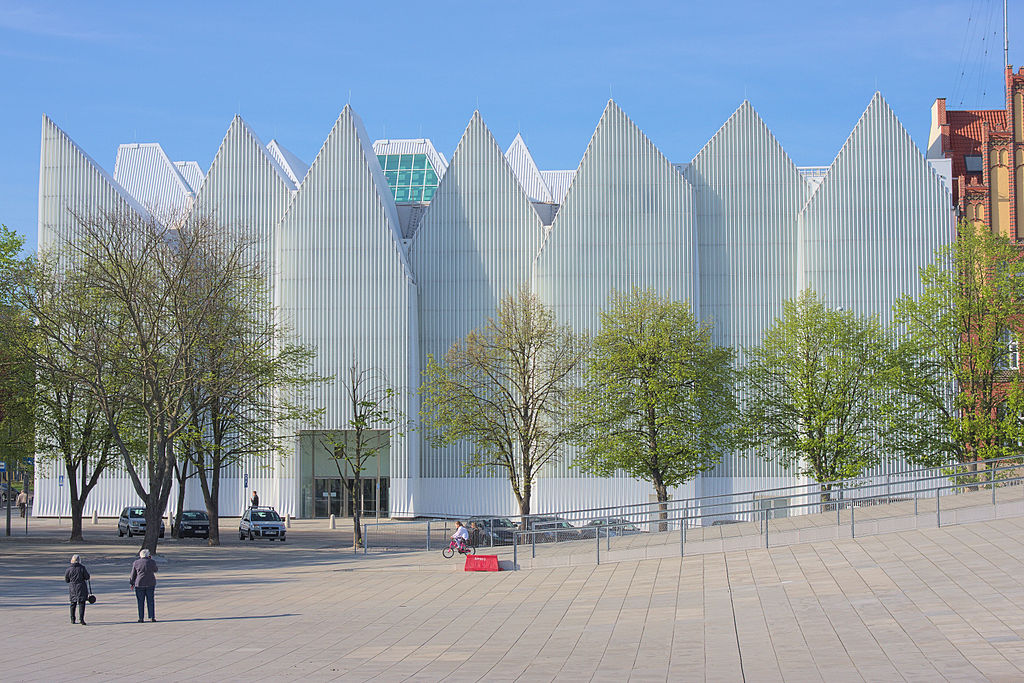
left=16, top=489, right=27, bottom=517
left=129, top=549, right=159, bottom=623
left=65, top=555, right=90, bottom=625
left=250, top=490, right=259, bottom=508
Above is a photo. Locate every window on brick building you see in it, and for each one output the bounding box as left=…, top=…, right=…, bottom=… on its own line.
left=965, top=155, right=983, bottom=173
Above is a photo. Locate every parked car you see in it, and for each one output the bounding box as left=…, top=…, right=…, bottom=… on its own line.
left=527, top=517, right=585, bottom=543
left=177, top=510, right=211, bottom=538
left=584, top=517, right=642, bottom=537
left=0, top=483, right=20, bottom=506
left=239, top=507, right=286, bottom=542
left=117, top=507, right=165, bottom=538
left=469, top=517, right=519, bottom=545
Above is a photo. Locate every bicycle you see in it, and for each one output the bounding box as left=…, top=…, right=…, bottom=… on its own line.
left=442, top=539, right=476, bottom=558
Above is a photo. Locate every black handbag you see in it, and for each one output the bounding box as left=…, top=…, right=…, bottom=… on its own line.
left=87, top=579, right=96, bottom=604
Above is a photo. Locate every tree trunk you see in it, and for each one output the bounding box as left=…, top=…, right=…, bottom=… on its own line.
left=69, top=496, right=84, bottom=542
left=653, top=478, right=668, bottom=532
left=172, top=460, right=189, bottom=539
left=352, top=474, right=363, bottom=549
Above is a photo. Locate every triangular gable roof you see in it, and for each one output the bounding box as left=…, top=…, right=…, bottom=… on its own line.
left=38, top=115, right=148, bottom=251
left=193, top=115, right=295, bottom=228
left=266, top=139, right=308, bottom=188
left=280, top=105, right=410, bottom=278
left=412, top=111, right=544, bottom=261
left=113, top=142, right=194, bottom=220
left=504, top=134, right=554, bottom=203
left=690, top=100, right=804, bottom=182
left=803, top=92, right=949, bottom=214
left=174, top=161, right=204, bottom=194
left=536, top=100, right=696, bottom=328
left=798, top=92, right=953, bottom=313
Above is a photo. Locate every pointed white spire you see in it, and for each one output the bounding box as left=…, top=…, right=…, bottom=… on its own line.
left=113, top=142, right=194, bottom=221
left=505, top=134, right=553, bottom=203
left=266, top=139, right=309, bottom=188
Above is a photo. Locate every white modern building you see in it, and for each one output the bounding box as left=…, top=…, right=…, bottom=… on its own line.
left=35, top=94, right=955, bottom=518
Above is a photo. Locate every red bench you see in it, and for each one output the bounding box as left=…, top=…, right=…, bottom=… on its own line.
left=464, top=554, right=500, bottom=571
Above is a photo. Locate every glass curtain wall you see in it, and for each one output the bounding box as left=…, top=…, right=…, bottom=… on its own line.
left=376, top=153, right=439, bottom=202
left=299, top=431, right=391, bottom=519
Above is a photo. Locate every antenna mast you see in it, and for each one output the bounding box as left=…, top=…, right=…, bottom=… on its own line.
left=1005, top=0, right=1009, bottom=67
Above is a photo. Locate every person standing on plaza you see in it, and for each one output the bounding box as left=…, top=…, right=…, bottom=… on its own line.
left=250, top=490, right=259, bottom=508
left=64, top=555, right=90, bottom=625
left=17, top=489, right=27, bottom=517
left=129, top=549, right=159, bottom=623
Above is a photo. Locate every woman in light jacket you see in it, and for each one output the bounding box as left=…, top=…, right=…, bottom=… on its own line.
left=64, top=555, right=90, bottom=625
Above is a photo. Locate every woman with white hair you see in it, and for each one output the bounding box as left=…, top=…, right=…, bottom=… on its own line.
left=64, top=555, right=90, bottom=625
left=129, top=549, right=159, bottom=623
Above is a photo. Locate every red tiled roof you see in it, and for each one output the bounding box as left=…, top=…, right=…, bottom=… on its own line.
left=946, top=109, right=1007, bottom=177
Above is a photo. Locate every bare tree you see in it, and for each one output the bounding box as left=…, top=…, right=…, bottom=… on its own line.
left=320, top=364, right=402, bottom=549
left=421, top=286, right=587, bottom=516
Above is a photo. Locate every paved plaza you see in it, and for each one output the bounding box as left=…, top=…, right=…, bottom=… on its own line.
left=1, top=510, right=1024, bottom=681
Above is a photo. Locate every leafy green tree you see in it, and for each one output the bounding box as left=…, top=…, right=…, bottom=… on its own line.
left=571, top=288, right=736, bottom=508
left=741, top=289, right=904, bottom=497
left=421, top=286, right=587, bottom=516
left=19, top=254, right=139, bottom=541
left=177, top=242, right=322, bottom=546
left=894, top=220, right=1024, bottom=475
left=0, top=225, right=35, bottom=503
left=320, top=364, right=401, bottom=549
left=25, top=210, right=258, bottom=552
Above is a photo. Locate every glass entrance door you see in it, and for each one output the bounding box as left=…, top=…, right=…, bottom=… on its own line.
left=314, top=478, right=343, bottom=518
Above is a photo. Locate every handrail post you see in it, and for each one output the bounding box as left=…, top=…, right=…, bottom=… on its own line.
left=764, top=507, right=769, bottom=549
left=532, top=530, right=536, bottom=559
left=596, top=526, right=600, bottom=565
left=363, top=524, right=368, bottom=554
left=992, top=466, right=997, bottom=506
left=680, top=514, right=686, bottom=557
left=513, top=533, right=518, bottom=569
left=936, top=486, right=941, bottom=528
left=914, top=489, right=918, bottom=516
left=850, top=503, right=855, bottom=539
left=426, top=521, right=431, bottom=551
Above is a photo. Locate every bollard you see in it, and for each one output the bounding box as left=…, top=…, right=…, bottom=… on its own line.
left=92, top=510, right=98, bottom=525
left=513, top=535, right=518, bottom=569
left=329, top=514, right=336, bottom=530
left=850, top=504, right=855, bottom=539
left=532, top=530, right=536, bottom=559
left=285, top=513, right=291, bottom=528
left=764, top=508, right=769, bottom=548
left=936, top=487, right=941, bottom=528
left=596, top=526, right=600, bottom=565
left=680, top=515, right=686, bottom=558
left=363, top=524, right=368, bottom=554
left=992, top=468, right=997, bottom=507
left=426, top=521, right=431, bottom=551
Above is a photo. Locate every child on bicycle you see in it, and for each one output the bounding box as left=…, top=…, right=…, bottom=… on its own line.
left=451, top=521, right=470, bottom=551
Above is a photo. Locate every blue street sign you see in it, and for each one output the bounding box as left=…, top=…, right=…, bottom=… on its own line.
left=244, top=473, right=249, bottom=489
left=0, top=462, right=5, bottom=472
left=58, top=474, right=64, bottom=487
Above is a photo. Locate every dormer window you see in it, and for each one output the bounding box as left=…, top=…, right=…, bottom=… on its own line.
left=964, top=155, right=984, bottom=173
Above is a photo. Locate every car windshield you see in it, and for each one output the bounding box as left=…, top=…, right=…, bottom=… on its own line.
left=252, top=510, right=281, bottom=522
left=492, top=519, right=514, bottom=527
left=182, top=511, right=207, bottom=521
left=129, top=508, right=145, bottom=517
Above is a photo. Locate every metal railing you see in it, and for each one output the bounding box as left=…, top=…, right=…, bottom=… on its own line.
left=508, top=457, right=1024, bottom=568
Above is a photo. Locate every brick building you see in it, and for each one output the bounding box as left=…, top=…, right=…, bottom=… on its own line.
left=928, top=65, right=1024, bottom=238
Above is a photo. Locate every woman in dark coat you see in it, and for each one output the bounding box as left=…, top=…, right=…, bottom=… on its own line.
left=64, top=555, right=90, bottom=625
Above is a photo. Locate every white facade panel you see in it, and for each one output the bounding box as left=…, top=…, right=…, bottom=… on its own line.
left=113, top=143, right=194, bottom=221
left=276, top=106, right=419, bottom=515
left=687, top=101, right=810, bottom=484
left=534, top=101, right=698, bottom=485
left=410, top=112, right=546, bottom=481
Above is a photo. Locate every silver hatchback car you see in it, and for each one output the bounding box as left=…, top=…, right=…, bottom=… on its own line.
left=239, top=507, right=286, bottom=542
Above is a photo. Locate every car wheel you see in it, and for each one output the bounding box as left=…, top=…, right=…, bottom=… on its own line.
left=248, top=530, right=254, bottom=541
left=239, top=531, right=245, bottom=540
left=118, top=528, right=124, bottom=537
left=127, top=528, right=132, bottom=538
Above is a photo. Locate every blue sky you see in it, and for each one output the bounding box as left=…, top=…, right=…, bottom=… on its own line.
left=0, top=1, right=1018, bottom=254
